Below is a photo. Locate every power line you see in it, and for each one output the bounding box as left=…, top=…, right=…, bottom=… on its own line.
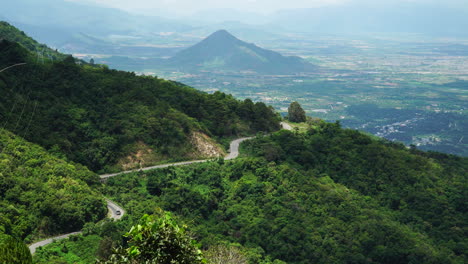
left=1, top=98, right=19, bottom=130
left=22, top=100, right=38, bottom=138
left=12, top=94, right=29, bottom=132
left=0, top=60, right=34, bottom=132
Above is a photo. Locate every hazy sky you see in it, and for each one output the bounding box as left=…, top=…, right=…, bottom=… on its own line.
left=79, top=0, right=342, bottom=14
left=70, top=0, right=468, bottom=15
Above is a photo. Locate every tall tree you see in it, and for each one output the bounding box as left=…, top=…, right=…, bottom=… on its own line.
left=288, top=101, right=306, bottom=123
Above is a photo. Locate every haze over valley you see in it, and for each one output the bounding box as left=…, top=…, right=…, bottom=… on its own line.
left=7, top=0, right=462, bottom=155
left=1, top=1, right=467, bottom=263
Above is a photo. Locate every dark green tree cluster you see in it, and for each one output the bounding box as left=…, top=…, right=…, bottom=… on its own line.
left=0, top=37, right=280, bottom=172
left=0, top=235, right=32, bottom=264
left=0, top=129, right=106, bottom=242
left=287, top=101, right=306, bottom=123
left=244, top=121, right=467, bottom=260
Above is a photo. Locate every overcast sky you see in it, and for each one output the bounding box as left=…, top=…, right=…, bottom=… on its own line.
left=71, top=0, right=466, bottom=15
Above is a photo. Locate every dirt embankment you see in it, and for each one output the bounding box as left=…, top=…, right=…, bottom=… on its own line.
left=190, top=132, right=225, bottom=158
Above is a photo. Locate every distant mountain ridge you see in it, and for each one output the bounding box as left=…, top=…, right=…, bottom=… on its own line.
left=168, top=30, right=316, bottom=74
left=0, top=0, right=191, bottom=51
left=270, top=3, right=468, bottom=37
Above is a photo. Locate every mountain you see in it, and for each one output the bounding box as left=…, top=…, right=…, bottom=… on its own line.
left=0, top=0, right=191, bottom=52
left=0, top=24, right=280, bottom=172
left=1, top=0, right=190, bottom=34
left=269, top=2, right=468, bottom=37
left=184, top=21, right=282, bottom=43
left=168, top=30, right=316, bottom=74
left=187, top=8, right=270, bottom=25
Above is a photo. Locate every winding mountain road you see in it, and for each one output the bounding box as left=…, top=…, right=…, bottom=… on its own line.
left=28, top=199, right=126, bottom=254
left=100, top=137, right=253, bottom=179
left=28, top=136, right=254, bottom=254
left=225, top=137, right=253, bottom=160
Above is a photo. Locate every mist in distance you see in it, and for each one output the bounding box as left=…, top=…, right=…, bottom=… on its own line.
left=0, top=0, right=453, bottom=37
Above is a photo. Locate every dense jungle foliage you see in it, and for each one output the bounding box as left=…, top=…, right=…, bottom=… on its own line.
left=81, top=148, right=464, bottom=263
left=32, top=125, right=467, bottom=264
left=0, top=37, right=280, bottom=172
left=0, top=129, right=106, bottom=243
left=243, top=122, right=467, bottom=261
left=46, top=122, right=463, bottom=263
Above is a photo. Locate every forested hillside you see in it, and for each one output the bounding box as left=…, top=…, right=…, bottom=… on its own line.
left=0, top=129, right=106, bottom=243
left=1, top=21, right=466, bottom=264
left=38, top=122, right=466, bottom=263
left=243, top=121, right=467, bottom=262
left=91, top=128, right=466, bottom=263
left=0, top=23, right=280, bottom=172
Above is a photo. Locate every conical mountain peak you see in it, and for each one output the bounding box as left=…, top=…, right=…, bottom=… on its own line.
left=204, top=29, right=239, bottom=43
left=170, top=29, right=316, bottom=74
left=210, top=29, right=234, bottom=37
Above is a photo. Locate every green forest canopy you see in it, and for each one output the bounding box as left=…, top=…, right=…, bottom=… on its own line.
left=0, top=129, right=106, bottom=242
left=93, top=123, right=467, bottom=263
left=0, top=32, right=280, bottom=172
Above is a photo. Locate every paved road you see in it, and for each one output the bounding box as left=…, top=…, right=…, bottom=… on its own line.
left=225, top=137, right=253, bottom=160
left=100, top=160, right=208, bottom=179
left=29, top=231, right=82, bottom=254
left=28, top=200, right=124, bottom=254
left=107, top=199, right=125, bottom=220
left=101, top=136, right=254, bottom=179
left=27, top=128, right=294, bottom=254
left=29, top=136, right=254, bottom=254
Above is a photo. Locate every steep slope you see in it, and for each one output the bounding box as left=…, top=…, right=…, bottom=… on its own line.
left=169, top=30, right=316, bottom=74
left=0, top=21, right=64, bottom=61
left=0, top=129, right=107, bottom=242
left=243, top=122, right=468, bottom=262
left=37, top=123, right=467, bottom=263
left=0, top=25, right=280, bottom=172
left=95, top=127, right=467, bottom=264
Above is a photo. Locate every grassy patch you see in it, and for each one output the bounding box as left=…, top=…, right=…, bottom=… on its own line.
left=33, top=234, right=101, bottom=264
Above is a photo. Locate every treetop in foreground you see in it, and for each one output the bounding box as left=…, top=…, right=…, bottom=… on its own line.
left=98, top=212, right=204, bottom=264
